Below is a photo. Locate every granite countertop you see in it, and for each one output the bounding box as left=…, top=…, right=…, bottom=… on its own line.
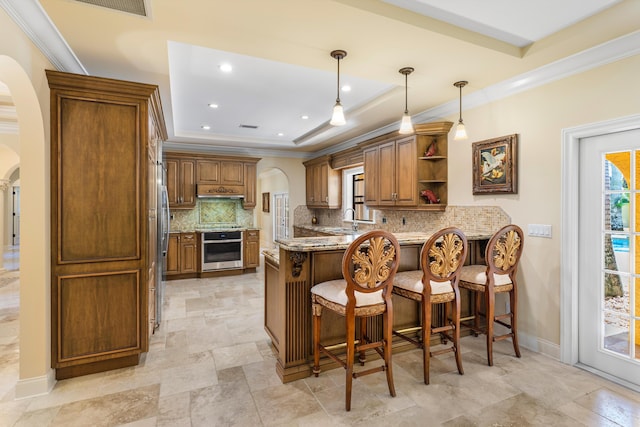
left=294, top=224, right=360, bottom=236
left=262, top=249, right=279, bottom=265
left=276, top=230, right=495, bottom=252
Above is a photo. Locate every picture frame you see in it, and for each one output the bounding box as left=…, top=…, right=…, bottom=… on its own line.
left=472, top=134, right=518, bottom=195
left=262, top=192, right=270, bottom=213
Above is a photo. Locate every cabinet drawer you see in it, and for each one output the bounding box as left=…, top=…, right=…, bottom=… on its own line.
left=246, top=229, right=259, bottom=239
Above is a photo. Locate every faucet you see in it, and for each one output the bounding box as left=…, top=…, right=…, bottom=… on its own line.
left=343, top=208, right=358, bottom=232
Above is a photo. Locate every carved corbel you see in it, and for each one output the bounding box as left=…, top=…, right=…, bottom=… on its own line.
left=289, top=251, right=307, bottom=278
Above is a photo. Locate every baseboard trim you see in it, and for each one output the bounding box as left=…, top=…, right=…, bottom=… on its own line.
left=519, top=332, right=561, bottom=360
left=15, top=369, right=56, bottom=399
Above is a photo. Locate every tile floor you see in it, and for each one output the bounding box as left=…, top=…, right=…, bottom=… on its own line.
left=1, top=253, right=640, bottom=426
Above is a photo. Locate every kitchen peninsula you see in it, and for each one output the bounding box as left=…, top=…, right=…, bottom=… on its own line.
left=263, top=227, right=498, bottom=383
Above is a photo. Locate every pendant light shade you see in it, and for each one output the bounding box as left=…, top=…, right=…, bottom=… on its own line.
left=398, top=67, right=414, bottom=134
left=330, top=50, right=347, bottom=126
left=453, top=80, right=468, bottom=140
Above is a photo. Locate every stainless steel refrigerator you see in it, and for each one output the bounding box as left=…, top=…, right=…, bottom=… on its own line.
left=156, top=159, right=170, bottom=330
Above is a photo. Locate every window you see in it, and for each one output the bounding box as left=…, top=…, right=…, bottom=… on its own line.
left=343, top=166, right=373, bottom=223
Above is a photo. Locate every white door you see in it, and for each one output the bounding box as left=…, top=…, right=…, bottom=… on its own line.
left=273, top=192, right=289, bottom=243
left=579, top=128, right=640, bottom=386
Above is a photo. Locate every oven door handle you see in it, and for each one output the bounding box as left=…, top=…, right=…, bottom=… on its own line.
left=203, top=239, right=243, bottom=243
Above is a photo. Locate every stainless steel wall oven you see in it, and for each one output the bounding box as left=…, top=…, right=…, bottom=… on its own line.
left=201, top=231, right=243, bottom=271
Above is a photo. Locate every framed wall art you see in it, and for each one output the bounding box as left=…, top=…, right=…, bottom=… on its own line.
left=472, top=134, right=518, bottom=194
left=262, top=192, right=270, bottom=213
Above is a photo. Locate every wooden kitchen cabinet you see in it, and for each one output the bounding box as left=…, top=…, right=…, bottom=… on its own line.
left=166, top=156, right=196, bottom=209
left=244, top=229, right=260, bottom=268
left=165, top=232, right=198, bottom=277
left=303, top=155, right=341, bottom=208
left=180, top=233, right=198, bottom=273
left=166, top=153, right=259, bottom=209
left=360, top=121, right=452, bottom=210
left=243, top=162, right=257, bottom=208
left=196, top=159, right=244, bottom=186
left=165, top=233, right=180, bottom=275
left=47, top=70, right=167, bottom=380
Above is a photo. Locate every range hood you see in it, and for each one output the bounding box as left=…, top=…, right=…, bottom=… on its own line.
left=197, top=184, right=245, bottom=198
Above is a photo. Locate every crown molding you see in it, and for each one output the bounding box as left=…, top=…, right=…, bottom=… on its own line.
left=0, top=0, right=86, bottom=74
left=163, top=141, right=312, bottom=160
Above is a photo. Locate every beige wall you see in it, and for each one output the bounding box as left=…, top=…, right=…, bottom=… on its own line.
left=446, top=54, right=640, bottom=350
left=0, top=8, right=54, bottom=395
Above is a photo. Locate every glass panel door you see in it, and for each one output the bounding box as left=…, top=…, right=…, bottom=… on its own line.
left=273, top=192, right=289, bottom=242
left=603, top=151, right=633, bottom=358
left=579, top=128, right=640, bottom=386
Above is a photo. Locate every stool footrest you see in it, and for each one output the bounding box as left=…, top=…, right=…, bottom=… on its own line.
left=353, top=365, right=386, bottom=378
left=494, top=333, right=514, bottom=342
left=431, top=347, right=455, bottom=357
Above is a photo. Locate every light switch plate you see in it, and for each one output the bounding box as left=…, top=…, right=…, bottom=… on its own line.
left=528, top=224, right=552, bottom=238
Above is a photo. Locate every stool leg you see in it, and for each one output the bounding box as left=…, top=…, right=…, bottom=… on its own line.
left=345, top=314, right=355, bottom=411
left=358, top=316, right=367, bottom=365
left=510, top=285, right=521, bottom=358
left=452, top=296, right=463, bottom=375
left=486, top=287, right=495, bottom=366
left=422, top=298, right=432, bottom=385
left=473, top=291, right=482, bottom=335
left=383, top=308, right=396, bottom=397
left=312, top=303, right=322, bottom=376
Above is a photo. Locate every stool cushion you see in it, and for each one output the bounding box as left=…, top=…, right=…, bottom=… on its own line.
left=311, top=279, right=383, bottom=307
left=459, top=264, right=513, bottom=286
left=393, top=270, right=453, bottom=295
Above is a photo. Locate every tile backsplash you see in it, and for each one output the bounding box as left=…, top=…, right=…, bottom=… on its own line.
left=295, top=205, right=510, bottom=233
left=170, top=199, right=253, bottom=231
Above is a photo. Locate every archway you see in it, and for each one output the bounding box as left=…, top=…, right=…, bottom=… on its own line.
left=257, top=167, right=290, bottom=249
left=0, top=55, right=53, bottom=397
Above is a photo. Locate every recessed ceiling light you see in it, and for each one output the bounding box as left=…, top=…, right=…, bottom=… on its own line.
left=341, top=84, right=351, bottom=92
left=301, top=115, right=309, bottom=120
left=219, top=63, right=232, bottom=73
left=277, top=132, right=284, bottom=136
left=208, top=103, right=219, bottom=109
left=201, top=125, right=211, bottom=130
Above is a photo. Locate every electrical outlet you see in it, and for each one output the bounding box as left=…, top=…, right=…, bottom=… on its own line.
left=527, top=224, right=552, bottom=238
left=382, top=217, right=387, bottom=224
left=402, top=217, right=406, bottom=225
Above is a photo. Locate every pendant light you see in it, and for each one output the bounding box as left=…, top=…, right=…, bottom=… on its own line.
left=453, top=80, right=468, bottom=140
left=330, top=50, right=347, bottom=126
left=398, top=67, right=415, bottom=134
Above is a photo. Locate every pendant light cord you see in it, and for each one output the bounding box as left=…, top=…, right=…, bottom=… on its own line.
left=336, top=56, right=341, bottom=103
left=404, top=72, right=409, bottom=114
left=458, top=84, right=462, bottom=124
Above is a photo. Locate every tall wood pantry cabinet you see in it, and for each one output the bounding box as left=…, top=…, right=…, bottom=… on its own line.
left=47, top=70, right=167, bottom=380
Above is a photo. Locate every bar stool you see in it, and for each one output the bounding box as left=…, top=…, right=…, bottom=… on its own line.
left=311, top=230, right=400, bottom=411
left=392, top=227, right=468, bottom=384
left=459, top=224, right=524, bottom=366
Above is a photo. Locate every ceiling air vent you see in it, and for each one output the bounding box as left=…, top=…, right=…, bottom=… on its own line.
left=74, top=0, right=147, bottom=17
left=239, top=124, right=259, bottom=129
